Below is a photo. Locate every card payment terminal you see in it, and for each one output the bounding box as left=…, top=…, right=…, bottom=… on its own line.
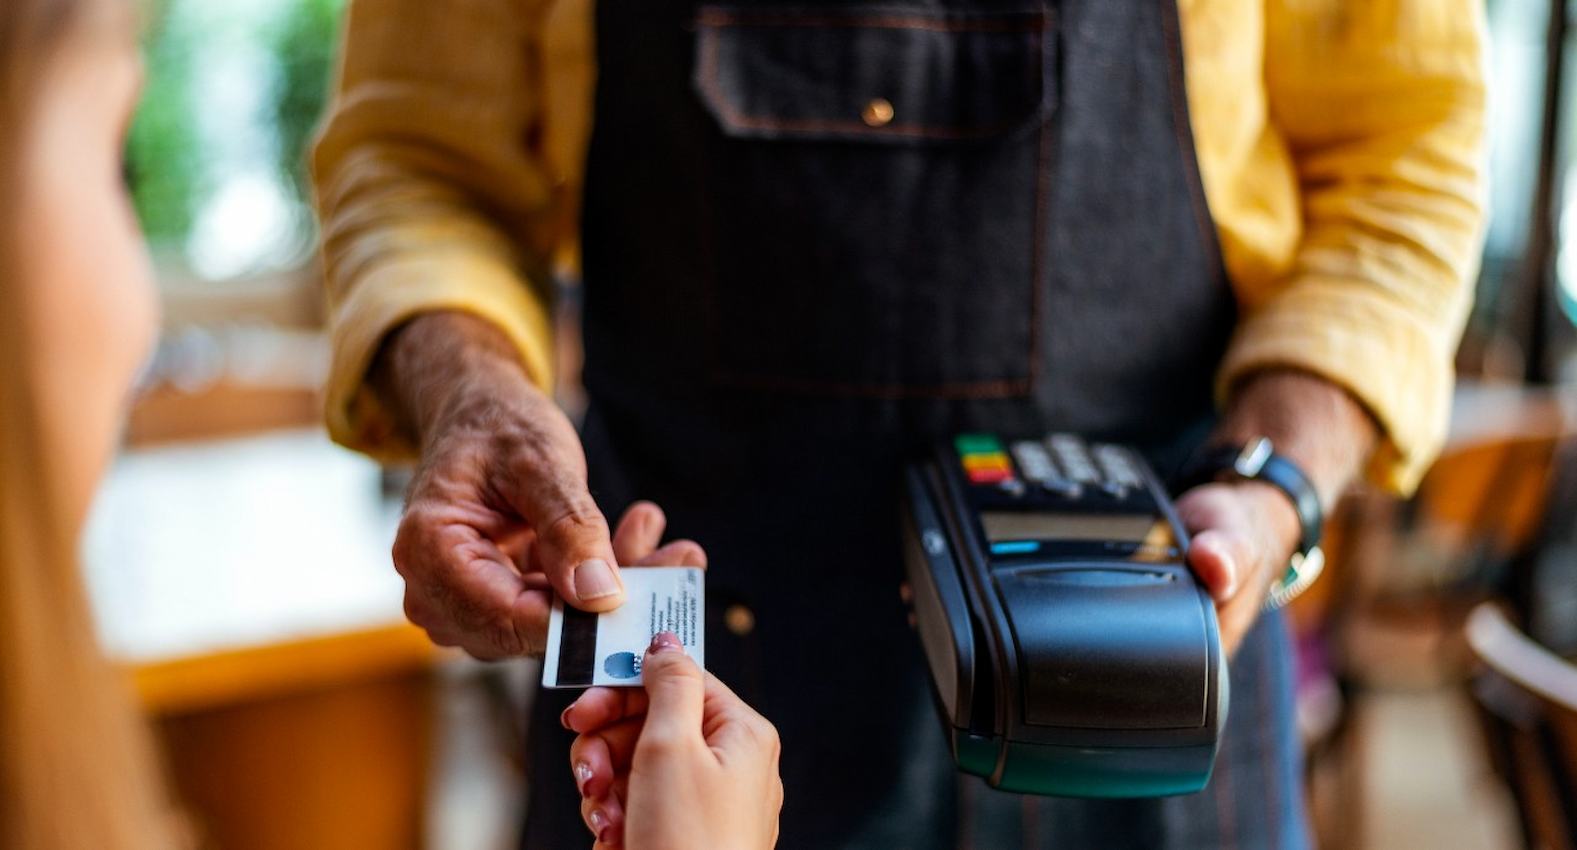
left=900, top=433, right=1225, bottom=797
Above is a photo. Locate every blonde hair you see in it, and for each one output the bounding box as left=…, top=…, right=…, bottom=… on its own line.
left=0, top=1, right=173, bottom=847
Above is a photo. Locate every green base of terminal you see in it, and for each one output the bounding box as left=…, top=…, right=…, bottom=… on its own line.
left=953, top=729, right=1215, bottom=798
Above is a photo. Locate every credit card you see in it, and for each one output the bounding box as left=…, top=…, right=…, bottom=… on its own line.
left=541, top=566, right=705, bottom=688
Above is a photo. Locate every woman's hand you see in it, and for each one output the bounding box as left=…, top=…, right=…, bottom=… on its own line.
left=564, top=633, right=783, bottom=849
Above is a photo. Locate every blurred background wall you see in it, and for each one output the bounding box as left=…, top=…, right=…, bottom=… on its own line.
left=93, top=0, right=1577, bottom=848
left=97, top=3, right=527, bottom=849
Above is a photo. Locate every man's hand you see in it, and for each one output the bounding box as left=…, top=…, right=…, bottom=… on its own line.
left=1178, top=480, right=1301, bottom=656
left=1179, top=369, right=1378, bottom=655
left=374, top=312, right=703, bottom=659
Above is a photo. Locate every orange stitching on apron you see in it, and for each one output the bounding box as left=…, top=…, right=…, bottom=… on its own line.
left=1020, top=793, right=1039, bottom=849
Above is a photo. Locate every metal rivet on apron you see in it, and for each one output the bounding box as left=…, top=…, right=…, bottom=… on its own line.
left=862, top=98, right=894, bottom=127
left=724, top=604, right=756, bottom=636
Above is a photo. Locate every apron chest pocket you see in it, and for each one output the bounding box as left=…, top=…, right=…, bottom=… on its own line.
left=690, top=4, right=1057, bottom=398
left=695, top=5, right=1054, bottom=145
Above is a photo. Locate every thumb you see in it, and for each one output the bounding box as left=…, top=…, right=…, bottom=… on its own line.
left=639, top=632, right=706, bottom=745
left=504, top=467, right=624, bottom=612
left=1176, top=484, right=1254, bottom=603
left=1186, top=528, right=1255, bottom=602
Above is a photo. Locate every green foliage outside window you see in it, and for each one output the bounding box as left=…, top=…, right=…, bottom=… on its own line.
left=125, top=0, right=344, bottom=277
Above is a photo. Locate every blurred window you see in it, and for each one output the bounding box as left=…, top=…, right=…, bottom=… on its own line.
left=127, top=0, right=344, bottom=282
left=1485, top=0, right=1546, bottom=324
left=1553, top=0, right=1577, bottom=339
left=124, top=0, right=346, bottom=444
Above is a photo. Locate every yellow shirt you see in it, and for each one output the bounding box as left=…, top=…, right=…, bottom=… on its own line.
left=314, top=0, right=1487, bottom=493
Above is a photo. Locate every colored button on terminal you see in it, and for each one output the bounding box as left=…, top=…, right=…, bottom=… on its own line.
left=956, top=434, right=1016, bottom=485
left=963, top=452, right=1014, bottom=485
left=967, top=466, right=1015, bottom=484
left=962, top=453, right=1012, bottom=473
left=955, top=434, right=1004, bottom=455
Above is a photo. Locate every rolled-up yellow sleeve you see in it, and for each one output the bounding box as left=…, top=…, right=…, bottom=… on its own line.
left=1219, top=0, right=1488, bottom=493
left=313, top=0, right=577, bottom=460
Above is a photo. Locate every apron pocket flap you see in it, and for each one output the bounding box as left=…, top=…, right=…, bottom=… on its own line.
left=693, top=6, right=1054, bottom=145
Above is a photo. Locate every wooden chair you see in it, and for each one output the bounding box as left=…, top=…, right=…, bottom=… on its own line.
left=1302, top=384, right=1574, bottom=848
left=1466, top=603, right=1577, bottom=850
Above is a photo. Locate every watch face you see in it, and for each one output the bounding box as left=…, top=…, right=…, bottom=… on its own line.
left=1231, top=437, right=1274, bottom=477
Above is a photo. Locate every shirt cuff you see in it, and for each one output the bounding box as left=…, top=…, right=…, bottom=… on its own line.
left=1217, top=278, right=1460, bottom=495
left=324, top=253, right=555, bottom=461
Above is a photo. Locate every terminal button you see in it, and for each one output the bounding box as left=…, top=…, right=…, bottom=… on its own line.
left=1094, top=444, right=1144, bottom=489
left=957, top=434, right=1018, bottom=485
left=967, top=466, right=1015, bottom=485
left=955, top=434, right=1004, bottom=455
left=963, top=453, right=1012, bottom=473
left=1048, top=434, right=1101, bottom=484
left=1011, top=441, right=1056, bottom=482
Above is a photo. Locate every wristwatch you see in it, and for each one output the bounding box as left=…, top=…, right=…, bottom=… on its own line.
left=1176, top=438, right=1326, bottom=610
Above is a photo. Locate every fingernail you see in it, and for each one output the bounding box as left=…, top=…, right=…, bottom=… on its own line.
left=636, top=504, right=659, bottom=537
left=1218, top=550, right=1239, bottom=600
left=559, top=702, right=577, bottom=731
left=589, top=809, right=608, bottom=832
left=648, top=631, right=682, bottom=654
left=574, top=559, right=620, bottom=601
left=574, top=761, right=593, bottom=795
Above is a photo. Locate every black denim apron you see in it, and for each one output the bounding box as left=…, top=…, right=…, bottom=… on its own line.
left=523, top=0, right=1309, bottom=847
